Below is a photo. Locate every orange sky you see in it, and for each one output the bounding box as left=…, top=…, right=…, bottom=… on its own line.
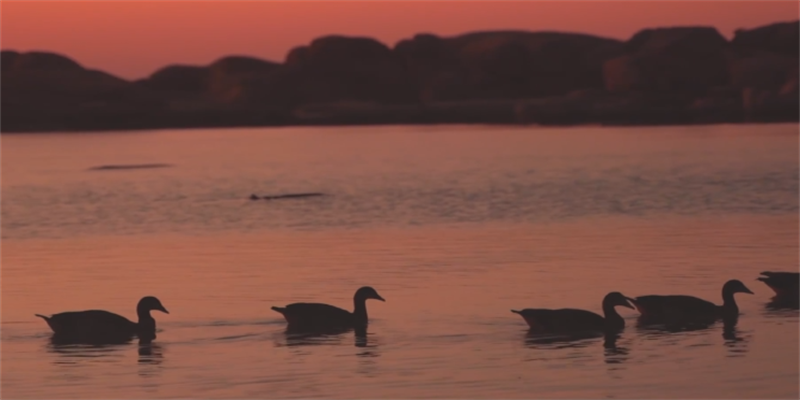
left=2, top=1, right=797, bottom=80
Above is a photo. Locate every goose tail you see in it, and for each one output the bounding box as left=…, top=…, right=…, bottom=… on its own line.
left=625, top=297, right=649, bottom=315
left=35, top=314, right=57, bottom=331
left=625, top=296, right=661, bottom=318
left=511, top=309, right=522, bottom=314
left=271, top=306, right=286, bottom=315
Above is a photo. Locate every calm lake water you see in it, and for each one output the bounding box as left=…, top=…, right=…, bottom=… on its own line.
left=2, top=123, right=798, bottom=399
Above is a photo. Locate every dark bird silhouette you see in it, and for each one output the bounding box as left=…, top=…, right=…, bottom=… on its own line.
left=36, top=296, right=169, bottom=344
left=272, top=286, right=385, bottom=331
left=757, top=271, right=799, bottom=301
left=261, top=192, right=325, bottom=201
left=88, top=163, right=172, bottom=171
left=629, top=279, right=753, bottom=323
left=511, top=292, right=635, bottom=334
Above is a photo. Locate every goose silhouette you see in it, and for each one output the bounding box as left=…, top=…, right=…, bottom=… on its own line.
left=36, top=296, right=169, bottom=344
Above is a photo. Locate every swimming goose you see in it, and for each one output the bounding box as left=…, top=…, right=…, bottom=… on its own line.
left=757, top=271, right=799, bottom=300
left=511, top=292, right=635, bottom=333
left=271, top=286, right=385, bottom=330
left=36, top=296, right=169, bottom=344
left=629, top=279, right=753, bottom=322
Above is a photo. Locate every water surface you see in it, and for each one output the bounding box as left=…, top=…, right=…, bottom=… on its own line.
left=2, top=124, right=798, bottom=398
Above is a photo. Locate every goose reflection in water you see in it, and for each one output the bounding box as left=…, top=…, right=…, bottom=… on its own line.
left=634, top=310, right=722, bottom=336
left=48, top=333, right=136, bottom=347
left=603, top=333, right=630, bottom=364
left=277, top=325, right=375, bottom=350
left=354, top=327, right=368, bottom=348
left=353, top=327, right=381, bottom=358
left=523, top=330, right=606, bottom=350
left=280, top=330, right=347, bottom=347
left=45, top=340, right=129, bottom=366
left=765, top=297, right=800, bottom=312
left=722, top=319, right=751, bottom=358
left=636, top=315, right=751, bottom=357
left=138, top=343, right=163, bottom=364
left=522, top=330, right=631, bottom=369
left=137, top=343, right=164, bottom=380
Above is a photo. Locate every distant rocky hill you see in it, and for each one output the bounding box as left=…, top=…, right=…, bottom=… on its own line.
left=2, top=20, right=797, bottom=132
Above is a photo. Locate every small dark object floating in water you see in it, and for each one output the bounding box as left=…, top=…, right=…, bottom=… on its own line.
left=249, top=192, right=325, bottom=201
left=271, top=286, right=385, bottom=331
left=757, top=271, right=799, bottom=301
left=35, top=296, right=169, bottom=345
left=88, top=163, right=172, bottom=171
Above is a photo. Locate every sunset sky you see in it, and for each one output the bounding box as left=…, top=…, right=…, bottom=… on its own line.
left=2, top=1, right=797, bottom=80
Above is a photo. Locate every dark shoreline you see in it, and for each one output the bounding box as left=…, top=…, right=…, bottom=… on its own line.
left=2, top=117, right=797, bottom=136
left=2, top=20, right=797, bottom=134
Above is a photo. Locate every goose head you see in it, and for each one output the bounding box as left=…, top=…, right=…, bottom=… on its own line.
left=138, top=296, right=169, bottom=314
left=354, top=286, right=385, bottom=302
left=723, top=279, right=754, bottom=296
left=603, top=292, right=635, bottom=310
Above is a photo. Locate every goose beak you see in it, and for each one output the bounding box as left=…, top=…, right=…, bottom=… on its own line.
left=157, top=305, right=170, bottom=314
left=374, top=294, right=386, bottom=302
left=621, top=297, right=636, bottom=309
left=742, top=287, right=754, bottom=295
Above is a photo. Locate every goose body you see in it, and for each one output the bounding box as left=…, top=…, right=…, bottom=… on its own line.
left=273, top=303, right=357, bottom=327
left=512, top=292, right=634, bottom=333
left=630, top=279, right=752, bottom=322
left=272, top=286, right=385, bottom=331
left=36, top=296, right=169, bottom=344
left=757, top=271, right=799, bottom=300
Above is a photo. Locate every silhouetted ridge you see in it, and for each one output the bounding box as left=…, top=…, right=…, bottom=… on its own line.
left=2, top=20, right=797, bottom=133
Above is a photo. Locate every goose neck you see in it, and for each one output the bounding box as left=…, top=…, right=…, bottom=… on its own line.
left=353, top=297, right=368, bottom=322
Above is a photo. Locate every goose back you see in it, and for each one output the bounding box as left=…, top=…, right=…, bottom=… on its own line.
left=632, top=295, right=719, bottom=319
left=37, top=310, right=138, bottom=343
left=513, top=308, right=605, bottom=333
